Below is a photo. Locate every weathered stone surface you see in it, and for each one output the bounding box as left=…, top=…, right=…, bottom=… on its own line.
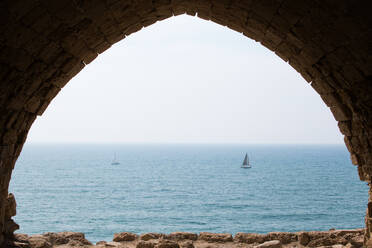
left=96, top=241, right=121, bottom=247
left=14, top=233, right=30, bottom=244
left=198, top=233, right=233, bottom=243
left=6, top=240, right=30, bottom=248
left=8, top=232, right=96, bottom=247
left=179, top=241, right=194, bottom=248
left=44, top=231, right=92, bottom=246
left=156, top=240, right=180, bottom=248
left=42, top=233, right=68, bottom=245
left=333, top=229, right=364, bottom=236
left=165, top=232, right=197, bottom=241
left=267, top=232, right=297, bottom=244
left=140, top=233, right=164, bottom=241
left=96, top=241, right=107, bottom=246
left=113, top=232, right=138, bottom=242
left=28, top=235, right=52, bottom=248
left=332, top=245, right=345, bottom=248
left=1, top=230, right=368, bottom=248
left=298, top=232, right=310, bottom=245
left=366, top=239, right=372, bottom=248
left=349, top=235, right=363, bottom=248
left=307, top=236, right=348, bottom=247
left=5, top=193, right=16, bottom=219
left=63, top=232, right=92, bottom=245
left=4, top=219, right=19, bottom=235
left=254, top=240, right=281, bottom=248
left=234, top=233, right=268, bottom=244
left=137, top=240, right=156, bottom=248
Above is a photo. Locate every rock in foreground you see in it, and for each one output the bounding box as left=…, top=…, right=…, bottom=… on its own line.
left=5, top=229, right=364, bottom=248
left=113, top=232, right=138, bottom=242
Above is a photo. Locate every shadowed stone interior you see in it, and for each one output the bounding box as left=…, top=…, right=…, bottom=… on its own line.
left=0, top=0, right=371, bottom=246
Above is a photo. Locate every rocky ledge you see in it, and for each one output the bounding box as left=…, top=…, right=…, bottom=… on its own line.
left=4, top=229, right=365, bottom=248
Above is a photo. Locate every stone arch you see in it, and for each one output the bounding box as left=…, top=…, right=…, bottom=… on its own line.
left=0, top=0, right=371, bottom=245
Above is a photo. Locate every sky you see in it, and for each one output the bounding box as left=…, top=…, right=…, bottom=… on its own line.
left=27, top=15, right=343, bottom=144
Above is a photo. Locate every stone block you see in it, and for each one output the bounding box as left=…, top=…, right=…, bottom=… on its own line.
left=156, top=240, right=180, bottom=248
left=338, top=121, right=352, bottom=136
left=113, top=232, right=138, bottom=242
left=234, top=233, right=268, bottom=244
left=28, top=235, right=52, bottom=248
left=140, top=233, right=164, bottom=241
left=4, top=219, right=19, bottom=235
left=5, top=193, right=16, bottom=219
left=298, top=232, right=310, bottom=245
left=255, top=240, right=281, bottom=248
left=2, top=129, right=17, bottom=145
left=307, top=236, right=348, bottom=247
left=330, top=105, right=352, bottom=122
left=137, top=240, right=156, bottom=248
left=350, top=235, right=364, bottom=248
left=267, top=232, right=297, bottom=244
left=179, top=241, right=194, bottom=248
left=24, top=96, right=41, bottom=113
left=165, top=232, right=197, bottom=241
left=199, top=232, right=233, bottom=243
left=351, top=153, right=360, bottom=165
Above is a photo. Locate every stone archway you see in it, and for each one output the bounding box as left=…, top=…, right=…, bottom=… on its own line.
left=0, top=0, right=371, bottom=246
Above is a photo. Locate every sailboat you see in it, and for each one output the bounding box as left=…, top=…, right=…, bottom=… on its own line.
left=111, top=153, right=120, bottom=165
left=241, top=153, right=251, bottom=168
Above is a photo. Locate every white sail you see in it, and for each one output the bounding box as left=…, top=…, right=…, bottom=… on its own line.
left=241, top=153, right=251, bottom=168
left=111, top=153, right=120, bottom=165
left=242, top=153, right=248, bottom=165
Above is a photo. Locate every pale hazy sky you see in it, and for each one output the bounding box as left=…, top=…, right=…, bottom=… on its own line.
left=27, top=15, right=343, bottom=144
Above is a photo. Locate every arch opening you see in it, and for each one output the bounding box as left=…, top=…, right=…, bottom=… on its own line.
left=9, top=15, right=367, bottom=243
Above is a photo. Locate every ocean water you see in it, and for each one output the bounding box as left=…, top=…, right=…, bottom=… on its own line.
left=9, top=144, right=367, bottom=243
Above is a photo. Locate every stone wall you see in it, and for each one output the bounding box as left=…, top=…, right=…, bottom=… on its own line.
left=0, top=0, right=371, bottom=246
left=6, top=230, right=366, bottom=248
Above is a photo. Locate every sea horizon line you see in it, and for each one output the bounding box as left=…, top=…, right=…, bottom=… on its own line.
left=24, top=142, right=345, bottom=146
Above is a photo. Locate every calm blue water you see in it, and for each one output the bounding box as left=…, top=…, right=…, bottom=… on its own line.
left=9, top=144, right=367, bottom=243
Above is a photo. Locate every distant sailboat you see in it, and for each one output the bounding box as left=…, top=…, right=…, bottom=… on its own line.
left=111, top=153, right=120, bottom=165
left=241, top=153, right=251, bottom=168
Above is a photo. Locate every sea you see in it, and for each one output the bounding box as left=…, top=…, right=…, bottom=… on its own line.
left=9, top=144, right=367, bottom=243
